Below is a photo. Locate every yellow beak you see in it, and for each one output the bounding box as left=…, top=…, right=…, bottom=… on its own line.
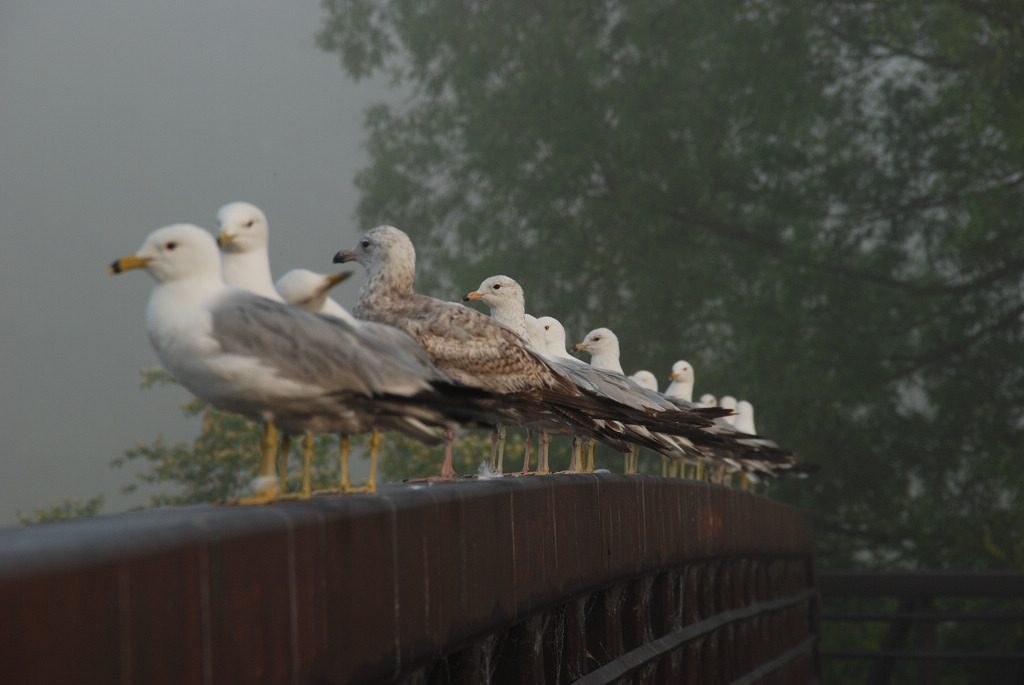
left=572, top=342, right=587, bottom=352
left=668, top=371, right=680, bottom=381
left=108, top=254, right=151, bottom=275
left=462, top=291, right=484, bottom=302
left=217, top=230, right=236, bottom=248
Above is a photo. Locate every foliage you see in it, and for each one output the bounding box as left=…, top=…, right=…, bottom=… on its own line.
left=19, top=495, right=105, bottom=525
left=113, top=369, right=345, bottom=503
left=318, top=0, right=1024, bottom=570
left=115, top=370, right=578, bottom=499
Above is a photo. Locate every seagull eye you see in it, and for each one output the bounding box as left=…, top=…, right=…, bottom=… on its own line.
left=544, top=325, right=550, bottom=330
left=165, top=241, right=178, bottom=251
left=244, top=220, right=254, bottom=228
left=493, top=283, right=501, bottom=290
left=361, top=240, right=370, bottom=249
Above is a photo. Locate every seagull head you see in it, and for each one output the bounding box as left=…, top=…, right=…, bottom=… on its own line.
left=536, top=316, right=568, bottom=356
left=629, top=370, right=659, bottom=393
left=462, top=275, right=524, bottom=307
left=335, top=225, right=416, bottom=292
left=736, top=400, right=756, bottom=434
left=668, top=360, right=694, bottom=384
left=334, top=225, right=411, bottom=267
left=215, top=202, right=270, bottom=253
left=275, top=268, right=352, bottom=309
left=109, top=224, right=221, bottom=284
left=573, top=327, right=619, bottom=356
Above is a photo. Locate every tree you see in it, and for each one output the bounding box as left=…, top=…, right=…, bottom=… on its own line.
left=113, top=369, right=558, bottom=503
left=19, top=495, right=105, bottom=525
left=318, top=0, right=1024, bottom=569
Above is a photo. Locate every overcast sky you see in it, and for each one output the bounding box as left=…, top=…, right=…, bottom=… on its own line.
left=0, top=1, right=395, bottom=525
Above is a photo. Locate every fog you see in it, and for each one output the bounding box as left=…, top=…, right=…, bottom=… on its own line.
left=0, top=1, right=392, bottom=524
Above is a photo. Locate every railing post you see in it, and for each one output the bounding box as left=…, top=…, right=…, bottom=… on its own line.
left=585, top=585, right=627, bottom=668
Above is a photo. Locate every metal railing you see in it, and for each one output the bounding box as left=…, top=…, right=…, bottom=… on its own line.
left=0, top=474, right=817, bottom=684
left=817, top=570, right=1024, bottom=685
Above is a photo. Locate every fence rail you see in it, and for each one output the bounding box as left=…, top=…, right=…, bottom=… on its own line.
left=816, top=570, right=1024, bottom=685
left=0, top=474, right=817, bottom=684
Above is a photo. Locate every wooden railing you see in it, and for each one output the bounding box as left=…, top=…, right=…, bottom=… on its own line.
left=817, top=570, right=1024, bottom=685
left=0, top=474, right=817, bottom=684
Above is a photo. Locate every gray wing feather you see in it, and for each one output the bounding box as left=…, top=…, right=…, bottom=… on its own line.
left=210, top=292, right=440, bottom=398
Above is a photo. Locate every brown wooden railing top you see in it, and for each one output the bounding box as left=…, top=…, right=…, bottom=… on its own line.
left=0, top=473, right=814, bottom=684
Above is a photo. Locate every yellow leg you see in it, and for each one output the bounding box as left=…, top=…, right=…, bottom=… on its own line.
left=277, top=433, right=291, bottom=494
left=303, top=432, right=313, bottom=496
left=585, top=439, right=596, bottom=473
left=340, top=434, right=352, bottom=491
left=229, top=420, right=279, bottom=505
left=311, top=433, right=350, bottom=496
left=278, top=432, right=315, bottom=500
left=346, top=429, right=379, bottom=493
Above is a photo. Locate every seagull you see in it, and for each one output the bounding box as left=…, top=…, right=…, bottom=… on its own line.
left=334, top=226, right=722, bottom=478
left=110, top=224, right=512, bottom=501
left=216, top=201, right=323, bottom=490
left=626, top=370, right=658, bottom=474
left=458, top=280, right=719, bottom=475
left=272, top=266, right=385, bottom=491
left=665, top=360, right=695, bottom=403
left=571, top=326, right=723, bottom=473
left=735, top=400, right=757, bottom=435
left=216, top=202, right=283, bottom=301
left=275, top=268, right=357, bottom=324
left=719, top=395, right=738, bottom=425
left=462, top=275, right=540, bottom=474
left=216, top=202, right=383, bottom=493
left=629, top=370, right=658, bottom=393
left=573, top=328, right=624, bottom=374
left=537, top=314, right=716, bottom=472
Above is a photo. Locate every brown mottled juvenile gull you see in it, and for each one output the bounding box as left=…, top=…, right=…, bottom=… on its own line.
left=334, top=226, right=721, bottom=478
left=109, top=224, right=512, bottom=501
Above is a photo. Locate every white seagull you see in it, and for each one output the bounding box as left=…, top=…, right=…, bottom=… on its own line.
left=110, top=224, right=510, bottom=502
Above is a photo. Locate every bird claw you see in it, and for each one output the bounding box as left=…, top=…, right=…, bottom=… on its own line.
left=222, top=488, right=278, bottom=506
